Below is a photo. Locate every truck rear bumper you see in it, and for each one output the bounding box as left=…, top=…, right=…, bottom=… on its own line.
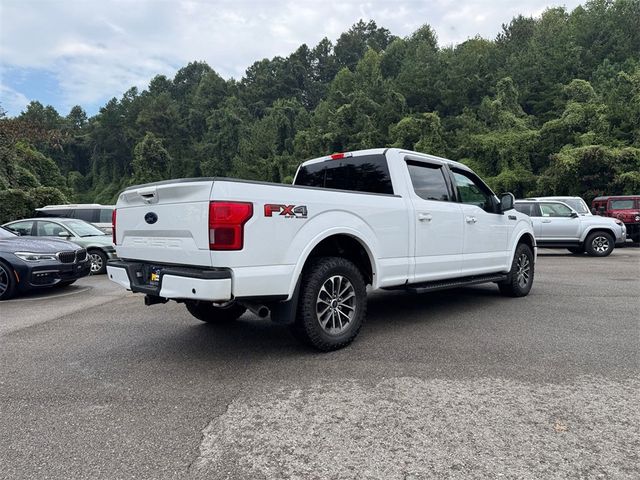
left=107, top=260, right=232, bottom=302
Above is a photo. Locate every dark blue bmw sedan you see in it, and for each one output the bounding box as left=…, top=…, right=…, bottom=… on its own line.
left=0, top=226, right=91, bottom=300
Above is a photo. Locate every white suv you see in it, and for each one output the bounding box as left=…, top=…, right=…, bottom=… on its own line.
left=514, top=200, right=626, bottom=256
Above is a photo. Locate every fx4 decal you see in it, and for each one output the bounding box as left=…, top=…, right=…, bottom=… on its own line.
left=264, top=204, right=308, bottom=218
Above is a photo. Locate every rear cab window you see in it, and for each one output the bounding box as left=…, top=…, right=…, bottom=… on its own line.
left=294, top=154, right=393, bottom=195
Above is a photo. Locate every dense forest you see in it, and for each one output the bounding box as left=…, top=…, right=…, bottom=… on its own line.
left=0, top=0, right=639, bottom=223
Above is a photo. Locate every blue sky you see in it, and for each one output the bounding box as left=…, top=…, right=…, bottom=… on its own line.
left=0, top=0, right=582, bottom=118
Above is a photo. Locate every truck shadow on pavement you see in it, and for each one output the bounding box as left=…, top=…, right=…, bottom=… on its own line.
left=140, top=285, right=505, bottom=361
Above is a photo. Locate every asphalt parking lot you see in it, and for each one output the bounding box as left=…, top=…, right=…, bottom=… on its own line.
left=1, top=248, right=639, bottom=479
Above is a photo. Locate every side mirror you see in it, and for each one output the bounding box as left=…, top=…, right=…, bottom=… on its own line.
left=499, top=192, right=515, bottom=212
left=58, top=231, right=71, bottom=238
left=570, top=212, right=579, bottom=218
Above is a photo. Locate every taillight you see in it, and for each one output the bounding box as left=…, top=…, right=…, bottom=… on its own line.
left=112, top=208, right=117, bottom=245
left=209, top=201, right=253, bottom=250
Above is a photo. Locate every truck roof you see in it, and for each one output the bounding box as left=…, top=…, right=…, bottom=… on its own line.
left=299, top=148, right=472, bottom=172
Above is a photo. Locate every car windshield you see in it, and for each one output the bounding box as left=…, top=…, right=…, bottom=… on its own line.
left=0, top=226, right=17, bottom=239
left=65, top=220, right=107, bottom=237
left=549, top=198, right=589, bottom=214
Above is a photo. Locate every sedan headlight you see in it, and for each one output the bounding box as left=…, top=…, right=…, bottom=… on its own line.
left=15, top=252, right=58, bottom=262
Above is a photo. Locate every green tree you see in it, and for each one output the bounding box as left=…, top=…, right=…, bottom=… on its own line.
left=132, top=132, right=171, bottom=183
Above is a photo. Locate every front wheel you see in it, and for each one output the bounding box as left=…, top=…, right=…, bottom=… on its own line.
left=185, top=300, right=246, bottom=323
left=290, top=257, right=367, bottom=351
left=498, top=243, right=534, bottom=297
left=585, top=231, right=614, bottom=257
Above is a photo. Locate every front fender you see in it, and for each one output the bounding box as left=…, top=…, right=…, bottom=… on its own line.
left=507, top=221, right=536, bottom=269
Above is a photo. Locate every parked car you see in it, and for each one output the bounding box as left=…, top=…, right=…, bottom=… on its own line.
left=3, top=218, right=116, bottom=274
left=514, top=199, right=626, bottom=256
left=0, top=226, right=91, bottom=300
left=107, top=148, right=536, bottom=351
left=35, top=204, right=115, bottom=234
left=526, top=196, right=591, bottom=216
left=592, top=195, right=640, bottom=243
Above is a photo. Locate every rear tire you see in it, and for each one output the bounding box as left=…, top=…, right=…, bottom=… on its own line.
left=498, top=243, right=534, bottom=297
left=0, top=261, right=17, bottom=301
left=567, top=247, right=584, bottom=254
left=290, top=257, right=367, bottom=351
left=88, top=249, right=108, bottom=275
left=585, top=231, right=614, bottom=257
left=185, top=300, right=246, bottom=323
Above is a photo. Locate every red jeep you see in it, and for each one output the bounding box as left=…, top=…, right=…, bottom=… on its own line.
left=592, top=195, right=640, bottom=243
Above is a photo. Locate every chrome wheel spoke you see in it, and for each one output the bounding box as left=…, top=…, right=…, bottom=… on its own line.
left=316, top=275, right=356, bottom=336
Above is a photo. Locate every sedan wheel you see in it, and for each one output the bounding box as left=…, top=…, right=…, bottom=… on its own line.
left=88, top=250, right=108, bottom=274
left=0, top=262, right=16, bottom=300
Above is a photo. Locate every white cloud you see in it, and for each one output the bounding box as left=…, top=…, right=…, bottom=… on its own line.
left=0, top=0, right=584, bottom=115
left=0, top=83, right=29, bottom=116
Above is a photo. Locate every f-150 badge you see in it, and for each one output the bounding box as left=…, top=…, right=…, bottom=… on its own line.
left=264, top=204, right=308, bottom=218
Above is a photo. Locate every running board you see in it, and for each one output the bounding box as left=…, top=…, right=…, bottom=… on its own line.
left=404, top=273, right=508, bottom=294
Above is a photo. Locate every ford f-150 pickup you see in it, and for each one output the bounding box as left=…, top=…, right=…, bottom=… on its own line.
left=107, top=148, right=536, bottom=350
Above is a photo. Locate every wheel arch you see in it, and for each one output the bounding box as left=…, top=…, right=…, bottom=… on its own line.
left=287, top=230, right=378, bottom=300
left=580, top=227, right=616, bottom=243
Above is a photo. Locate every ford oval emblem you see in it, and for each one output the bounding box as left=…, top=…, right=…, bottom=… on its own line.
left=145, top=212, right=158, bottom=224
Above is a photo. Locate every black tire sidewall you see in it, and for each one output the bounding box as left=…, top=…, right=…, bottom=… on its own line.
left=585, top=231, right=614, bottom=257
left=0, top=260, right=16, bottom=301
left=499, top=243, right=534, bottom=297
left=295, top=257, right=367, bottom=350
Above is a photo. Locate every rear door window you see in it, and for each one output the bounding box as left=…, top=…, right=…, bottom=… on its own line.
left=514, top=203, right=537, bottom=216
left=295, top=154, right=393, bottom=195
left=406, top=161, right=450, bottom=201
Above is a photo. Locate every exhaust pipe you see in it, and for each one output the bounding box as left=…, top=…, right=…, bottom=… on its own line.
left=144, top=294, right=168, bottom=306
left=244, top=303, right=270, bottom=318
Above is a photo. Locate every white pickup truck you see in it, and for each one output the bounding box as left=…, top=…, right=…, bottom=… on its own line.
left=107, top=148, right=536, bottom=350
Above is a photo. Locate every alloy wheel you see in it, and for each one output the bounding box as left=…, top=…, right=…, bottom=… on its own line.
left=316, top=275, right=356, bottom=335
left=0, top=265, right=8, bottom=296
left=89, top=253, right=103, bottom=273
left=591, top=236, right=610, bottom=254
left=516, top=253, right=530, bottom=288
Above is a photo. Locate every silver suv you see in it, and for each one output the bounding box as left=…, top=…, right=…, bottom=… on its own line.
left=514, top=200, right=626, bottom=256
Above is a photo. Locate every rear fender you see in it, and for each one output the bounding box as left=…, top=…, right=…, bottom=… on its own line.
left=284, top=210, right=380, bottom=299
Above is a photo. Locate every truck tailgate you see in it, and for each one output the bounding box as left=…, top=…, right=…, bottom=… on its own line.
left=115, top=180, right=214, bottom=266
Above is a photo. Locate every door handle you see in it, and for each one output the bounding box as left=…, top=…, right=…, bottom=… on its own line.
left=465, top=216, right=477, bottom=224
left=418, top=213, right=433, bottom=222
left=541, top=219, right=552, bottom=223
